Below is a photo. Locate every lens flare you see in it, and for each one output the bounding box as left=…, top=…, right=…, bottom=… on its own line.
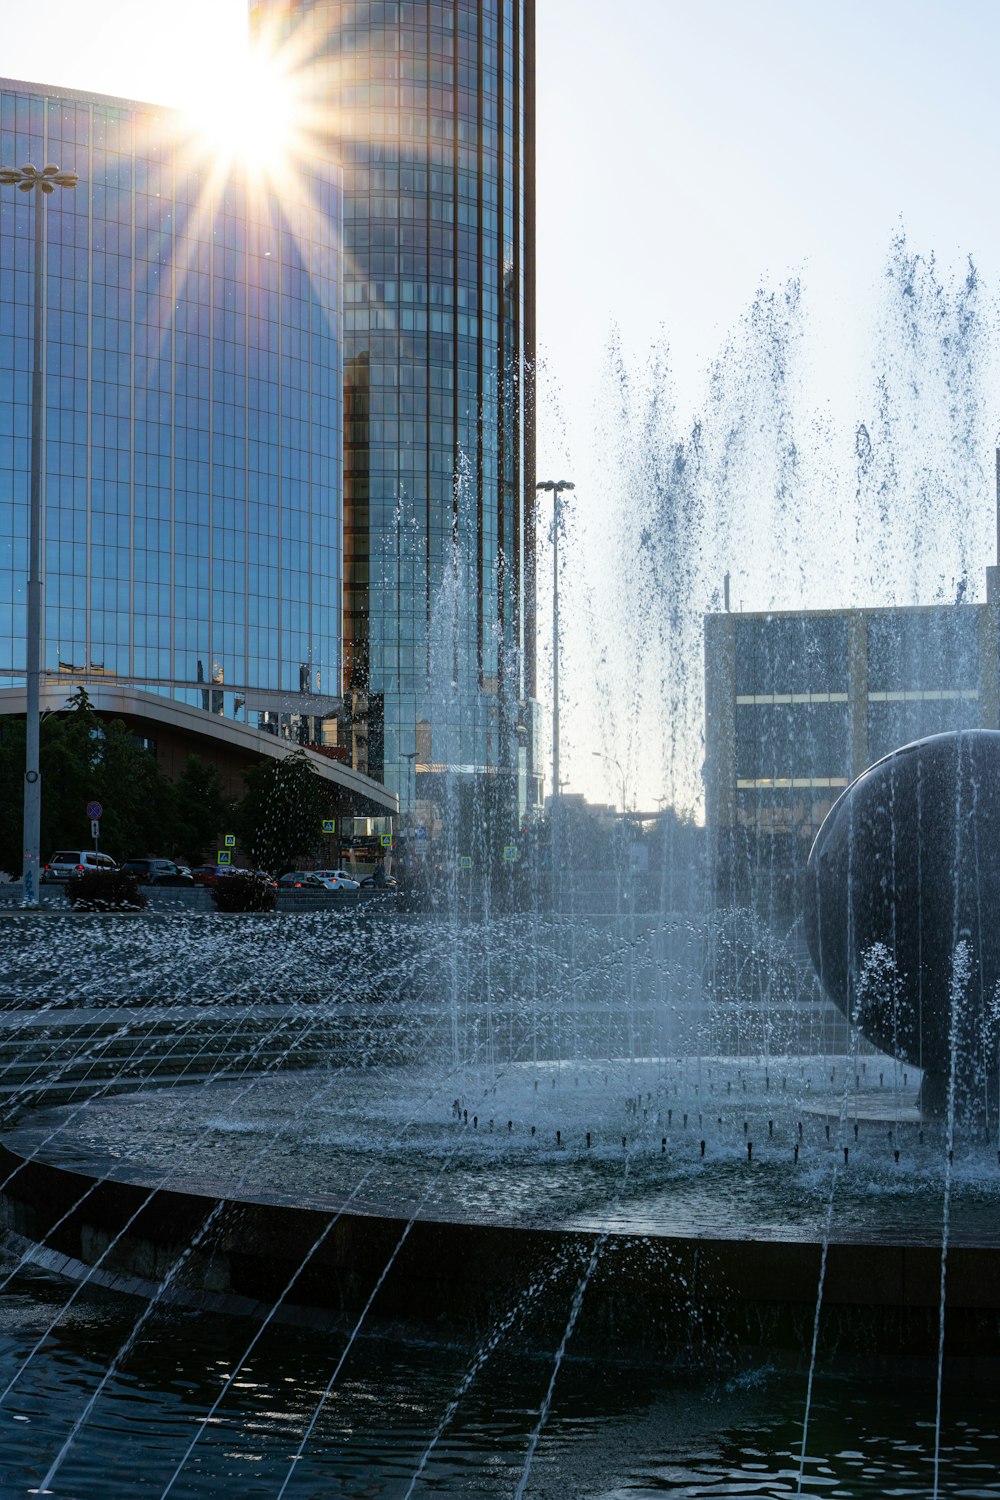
left=186, top=49, right=299, bottom=179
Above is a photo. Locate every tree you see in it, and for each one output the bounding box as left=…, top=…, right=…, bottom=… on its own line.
left=170, top=756, right=229, bottom=866
left=236, top=749, right=329, bottom=874
left=0, top=687, right=102, bottom=874
left=0, top=722, right=24, bottom=876
left=92, top=718, right=175, bottom=862
left=0, top=689, right=188, bottom=871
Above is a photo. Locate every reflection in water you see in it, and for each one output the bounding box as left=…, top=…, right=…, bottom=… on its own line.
left=0, top=1252, right=997, bottom=1497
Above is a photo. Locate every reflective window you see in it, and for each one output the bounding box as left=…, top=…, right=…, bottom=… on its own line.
left=0, top=83, right=343, bottom=748
left=252, top=0, right=533, bottom=796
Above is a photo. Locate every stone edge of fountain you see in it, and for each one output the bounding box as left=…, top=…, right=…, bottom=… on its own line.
left=2, top=1143, right=999, bottom=1363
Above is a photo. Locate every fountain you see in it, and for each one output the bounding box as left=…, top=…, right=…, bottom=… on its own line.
left=1, top=892, right=999, bottom=1370
left=2, top=240, right=1000, bottom=1493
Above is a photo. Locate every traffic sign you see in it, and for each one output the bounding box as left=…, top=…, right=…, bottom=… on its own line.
left=503, top=844, right=519, bottom=863
left=414, top=826, right=428, bottom=843
left=380, top=833, right=392, bottom=847
left=86, top=801, right=103, bottom=820
left=217, top=850, right=232, bottom=865
left=224, top=833, right=236, bottom=848
left=90, top=819, right=100, bottom=839
left=459, top=856, right=472, bottom=870
left=322, top=819, right=335, bottom=835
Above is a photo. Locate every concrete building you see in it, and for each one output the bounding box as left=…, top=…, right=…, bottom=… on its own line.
left=704, top=598, right=1000, bottom=912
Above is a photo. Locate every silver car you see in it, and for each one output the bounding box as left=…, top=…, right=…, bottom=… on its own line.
left=314, top=868, right=361, bottom=890
left=43, top=850, right=118, bottom=883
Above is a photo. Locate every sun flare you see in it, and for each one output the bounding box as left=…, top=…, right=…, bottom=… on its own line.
left=186, top=49, right=300, bottom=180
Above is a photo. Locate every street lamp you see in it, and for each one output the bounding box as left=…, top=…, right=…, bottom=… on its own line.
left=535, top=480, right=574, bottom=812
left=592, top=750, right=627, bottom=817
left=0, top=164, right=79, bottom=906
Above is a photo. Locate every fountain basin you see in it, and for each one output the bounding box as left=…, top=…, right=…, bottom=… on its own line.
left=3, top=1060, right=1000, bottom=1360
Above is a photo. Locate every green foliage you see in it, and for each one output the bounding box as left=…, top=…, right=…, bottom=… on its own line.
left=171, top=756, right=229, bottom=866
left=0, top=687, right=101, bottom=873
left=0, top=727, right=23, bottom=877
left=94, top=719, right=175, bottom=862
left=0, top=690, right=229, bottom=872
left=211, top=871, right=277, bottom=913
left=529, top=797, right=617, bottom=869
left=66, top=868, right=147, bottom=911
left=236, top=749, right=329, bottom=875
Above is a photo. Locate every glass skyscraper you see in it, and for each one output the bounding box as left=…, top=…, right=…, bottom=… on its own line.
left=250, top=0, right=538, bottom=812
left=0, top=78, right=344, bottom=746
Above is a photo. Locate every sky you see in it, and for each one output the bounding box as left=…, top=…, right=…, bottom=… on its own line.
left=3, top=0, right=1000, bottom=805
left=10, top=2, right=1000, bottom=432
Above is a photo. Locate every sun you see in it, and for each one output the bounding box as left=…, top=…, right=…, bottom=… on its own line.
left=185, top=48, right=300, bottom=180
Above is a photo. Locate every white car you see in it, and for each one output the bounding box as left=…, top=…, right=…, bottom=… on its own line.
left=314, top=868, right=361, bottom=890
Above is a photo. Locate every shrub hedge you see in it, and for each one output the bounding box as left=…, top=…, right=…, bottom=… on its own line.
left=66, top=869, right=147, bottom=911
left=211, top=871, right=276, bottom=913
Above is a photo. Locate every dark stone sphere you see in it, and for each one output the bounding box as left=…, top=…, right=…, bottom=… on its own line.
left=804, top=730, right=1000, bottom=1111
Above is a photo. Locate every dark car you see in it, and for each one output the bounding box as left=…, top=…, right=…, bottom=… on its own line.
left=121, top=858, right=194, bottom=887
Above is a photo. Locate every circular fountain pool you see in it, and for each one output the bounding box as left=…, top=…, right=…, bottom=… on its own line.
left=3, top=1053, right=999, bottom=1361
left=7, top=1056, right=1000, bottom=1245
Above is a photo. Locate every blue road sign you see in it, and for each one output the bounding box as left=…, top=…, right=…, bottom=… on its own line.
left=217, top=850, right=232, bottom=865
left=86, top=801, right=102, bottom=819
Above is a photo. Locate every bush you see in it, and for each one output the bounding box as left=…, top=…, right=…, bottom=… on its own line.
left=66, top=869, right=147, bottom=911
left=211, top=871, right=276, bottom=913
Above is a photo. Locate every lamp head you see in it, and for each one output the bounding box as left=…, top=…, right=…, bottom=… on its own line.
left=1, top=163, right=79, bottom=193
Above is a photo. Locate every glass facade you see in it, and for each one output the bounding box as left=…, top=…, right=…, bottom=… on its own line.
left=250, top=0, right=537, bottom=806
left=0, top=79, right=343, bottom=743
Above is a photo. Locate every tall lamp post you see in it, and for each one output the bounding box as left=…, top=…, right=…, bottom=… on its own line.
left=535, top=480, right=574, bottom=814
left=0, top=164, right=79, bottom=907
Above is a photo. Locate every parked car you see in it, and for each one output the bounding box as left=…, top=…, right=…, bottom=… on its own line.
left=359, top=872, right=397, bottom=889
left=189, top=865, right=223, bottom=886
left=277, top=871, right=352, bottom=891
left=121, top=858, right=194, bottom=886
left=314, top=868, right=361, bottom=890
left=42, top=850, right=118, bottom=883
